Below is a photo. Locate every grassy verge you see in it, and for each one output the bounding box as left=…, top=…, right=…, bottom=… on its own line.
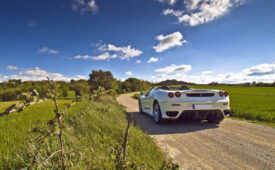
left=0, top=99, right=74, bottom=167
left=1, top=96, right=175, bottom=169
left=0, top=101, right=18, bottom=113
left=132, top=93, right=141, bottom=100
left=63, top=96, right=170, bottom=169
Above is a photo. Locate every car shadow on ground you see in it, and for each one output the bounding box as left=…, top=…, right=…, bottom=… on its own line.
left=129, top=112, right=219, bottom=135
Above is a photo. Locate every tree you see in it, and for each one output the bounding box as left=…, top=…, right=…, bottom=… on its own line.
left=88, top=70, right=117, bottom=91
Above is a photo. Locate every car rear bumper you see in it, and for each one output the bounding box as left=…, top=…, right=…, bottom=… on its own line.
left=159, top=101, right=230, bottom=120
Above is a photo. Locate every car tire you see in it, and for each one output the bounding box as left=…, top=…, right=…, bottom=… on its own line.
left=208, top=113, right=224, bottom=124
left=153, top=101, right=165, bottom=124
left=138, top=100, right=144, bottom=114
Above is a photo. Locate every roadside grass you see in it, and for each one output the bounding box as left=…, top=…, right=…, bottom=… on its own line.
left=1, top=96, right=171, bottom=169
left=132, top=93, right=141, bottom=100
left=67, top=90, right=76, bottom=98
left=0, top=101, right=18, bottom=113
left=0, top=99, right=74, bottom=167
left=63, top=96, right=168, bottom=169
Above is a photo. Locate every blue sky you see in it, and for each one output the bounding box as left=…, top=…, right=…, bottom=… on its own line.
left=0, top=0, right=275, bottom=83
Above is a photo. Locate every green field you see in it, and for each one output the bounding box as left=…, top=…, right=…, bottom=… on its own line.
left=189, top=85, right=275, bottom=124
left=0, top=101, right=18, bottom=113
left=0, top=96, right=171, bottom=169
left=0, top=99, right=75, bottom=167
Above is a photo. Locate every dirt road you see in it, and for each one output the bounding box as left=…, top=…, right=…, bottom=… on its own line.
left=117, top=93, right=275, bottom=170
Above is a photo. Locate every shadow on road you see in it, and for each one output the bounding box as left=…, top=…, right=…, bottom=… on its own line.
left=130, top=112, right=219, bottom=135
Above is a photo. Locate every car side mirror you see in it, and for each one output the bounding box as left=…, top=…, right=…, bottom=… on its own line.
left=140, top=92, right=145, bottom=96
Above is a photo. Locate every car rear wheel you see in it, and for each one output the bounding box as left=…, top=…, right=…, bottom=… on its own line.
left=153, top=102, right=164, bottom=124
left=138, top=100, right=144, bottom=114
left=207, top=112, right=224, bottom=124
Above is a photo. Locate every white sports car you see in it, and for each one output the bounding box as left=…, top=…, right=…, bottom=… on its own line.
left=138, top=86, right=230, bottom=124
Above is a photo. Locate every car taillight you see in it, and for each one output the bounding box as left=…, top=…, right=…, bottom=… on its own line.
left=175, top=92, right=181, bottom=97
left=224, top=92, right=228, bottom=97
left=219, top=91, right=229, bottom=97
left=168, top=92, right=174, bottom=98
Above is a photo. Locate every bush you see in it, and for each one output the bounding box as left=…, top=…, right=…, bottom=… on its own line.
left=0, top=91, right=18, bottom=101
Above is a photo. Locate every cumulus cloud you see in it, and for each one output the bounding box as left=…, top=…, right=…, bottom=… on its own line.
left=243, top=63, right=275, bottom=76
left=163, top=0, right=247, bottom=26
left=155, top=64, right=192, bottom=73
left=37, top=47, right=59, bottom=55
left=73, top=53, right=117, bottom=60
left=152, top=61, right=275, bottom=84
left=76, top=75, right=87, bottom=79
left=201, top=70, right=214, bottom=75
left=153, top=32, right=187, bottom=53
left=163, top=9, right=183, bottom=17
left=0, top=67, right=86, bottom=82
left=125, top=71, right=133, bottom=76
left=98, top=44, right=143, bottom=60
left=73, top=55, right=93, bottom=60
left=72, top=0, right=98, bottom=14
left=147, top=57, right=159, bottom=63
left=136, top=60, right=142, bottom=63
left=157, top=0, right=178, bottom=5
left=92, top=53, right=117, bottom=60
left=152, top=73, right=167, bottom=79
left=6, top=65, right=18, bottom=70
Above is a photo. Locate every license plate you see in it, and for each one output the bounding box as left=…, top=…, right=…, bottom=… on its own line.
left=193, top=104, right=213, bottom=109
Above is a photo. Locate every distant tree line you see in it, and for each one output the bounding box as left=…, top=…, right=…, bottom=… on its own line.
left=208, top=81, right=275, bottom=87
left=0, top=70, right=152, bottom=101
left=157, top=79, right=275, bottom=87
left=2, top=71, right=273, bottom=101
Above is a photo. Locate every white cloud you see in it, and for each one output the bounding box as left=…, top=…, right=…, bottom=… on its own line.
left=201, top=70, right=214, bottom=75
left=157, top=0, right=178, bottom=5
left=0, top=67, right=86, bottom=82
left=147, top=57, right=159, bottom=63
left=155, top=64, right=192, bottom=73
left=7, top=67, right=69, bottom=81
left=136, top=60, right=142, bottom=63
left=163, top=9, right=183, bottom=17
left=92, top=53, right=117, bottom=60
left=163, top=0, right=247, bottom=26
left=125, top=71, right=133, bottom=76
left=37, top=47, right=59, bottom=55
left=153, top=32, right=187, bottom=53
left=99, top=44, right=142, bottom=60
left=152, top=73, right=167, bottom=79
left=243, top=63, right=275, bottom=76
left=76, top=75, right=87, bottom=79
left=73, top=55, right=93, bottom=60
left=152, top=61, right=275, bottom=84
left=73, top=53, right=117, bottom=61
left=6, top=65, right=18, bottom=70
left=72, top=0, right=98, bottom=14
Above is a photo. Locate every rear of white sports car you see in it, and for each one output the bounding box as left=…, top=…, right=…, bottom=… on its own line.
left=156, top=89, right=230, bottom=123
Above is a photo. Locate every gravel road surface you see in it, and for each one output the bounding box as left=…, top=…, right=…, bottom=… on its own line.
left=117, top=93, right=275, bottom=170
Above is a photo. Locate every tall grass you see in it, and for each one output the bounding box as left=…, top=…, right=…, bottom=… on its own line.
left=63, top=96, right=167, bottom=169
left=0, top=101, right=18, bottom=113
left=0, top=99, right=74, bottom=167
left=0, top=96, right=169, bottom=169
